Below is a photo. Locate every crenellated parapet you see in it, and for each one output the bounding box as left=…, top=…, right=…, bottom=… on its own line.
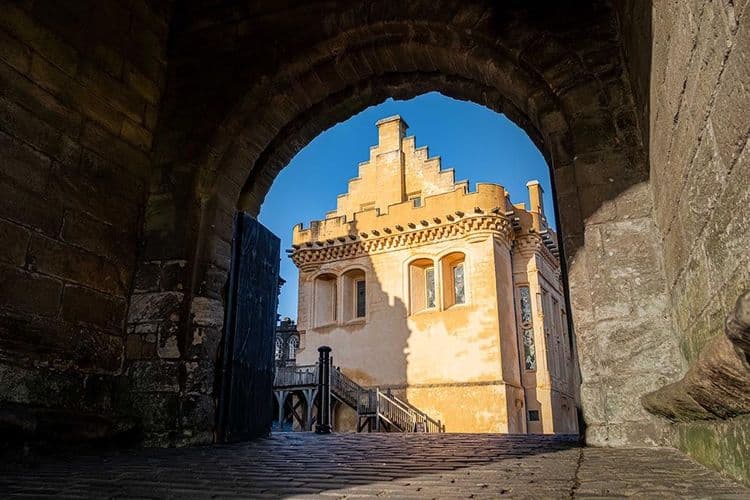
left=294, top=183, right=510, bottom=243
left=291, top=212, right=514, bottom=269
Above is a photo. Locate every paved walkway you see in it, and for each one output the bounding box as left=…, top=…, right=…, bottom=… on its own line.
left=1, top=433, right=747, bottom=499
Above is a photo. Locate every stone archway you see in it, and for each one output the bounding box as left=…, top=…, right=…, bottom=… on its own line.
left=125, top=1, right=682, bottom=447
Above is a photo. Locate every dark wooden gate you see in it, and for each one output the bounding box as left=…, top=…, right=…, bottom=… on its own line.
left=216, top=212, right=280, bottom=442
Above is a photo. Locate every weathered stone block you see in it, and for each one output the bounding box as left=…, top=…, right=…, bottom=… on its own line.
left=180, top=393, right=214, bottom=431
left=131, top=391, right=179, bottom=433
left=160, top=260, right=187, bottom=291
left=0, top=58, right=83, bottom=134
left=0, top=94, right=81, bottom=168
left=61, top=284, right=127, bottom=331
left=28, top=235, right=124, bottom=295
left=184, top=361, right=213, bottom=394
left=0, top=27, right=30, bottom=73
left=133, top=261, right=160, bottom=292
left=677, top=415, right=750, bottom=487
left=710, top=12, right=749, bottom=169
left=120, top=119, right=152, bottom=150
left=186, top=326, right=222, bottom=361
left=80, top=120, right=150, bottom=180
left=662, top=213, right=688, bottom=286
left=0, top=219, right=30, bottom=267
left=127, top=291, right=184, bottom=324
left=0, top=129, right=52, bottom=193
left=594, top=317, right=682, bottom=379
left=77, top=60, right=146, bottom=124
left=676, top=123, right=729, bottom=244
left=704, top=151, right=750, bottom=293
left=0, top=4, right=80, bottom=75
left=157, top=328, right=180, bottom=359
left=29, top=53, right=123, bottom=136
left=126, top=360, right=179, bottom=392
left=0, top=264, right=62, bottom=316
left=61, top=210, right=135, bottom=264
left=190, top=296, right=224, bottom=328
left=670, top=244, right=711, bottom=336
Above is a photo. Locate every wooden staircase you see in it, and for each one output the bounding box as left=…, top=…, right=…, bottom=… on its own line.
left=330, top=367, right=444, bottom=433
left=274, top=363, right=444, bottom=433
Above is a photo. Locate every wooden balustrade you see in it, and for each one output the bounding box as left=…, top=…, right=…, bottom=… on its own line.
left=274, top=360, right=443, bottom=433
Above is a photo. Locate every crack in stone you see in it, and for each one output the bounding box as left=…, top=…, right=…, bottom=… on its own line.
left=570, top=447, right=584, bottom=499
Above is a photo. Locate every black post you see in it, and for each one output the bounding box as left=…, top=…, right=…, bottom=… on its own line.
left=316, top=346, right=332, bottom=434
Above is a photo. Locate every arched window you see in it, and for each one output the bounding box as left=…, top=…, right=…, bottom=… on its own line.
left=409, top=258, right=436, bottom=314
left=342, top=269, right=366, bottom=321
left=313, top=273, right=337, bottom=327
left=275, top=337, right=284, bottom=361
left=440, top=252, right=466, bottom=308
left=287, top=336, right=299, bottom=361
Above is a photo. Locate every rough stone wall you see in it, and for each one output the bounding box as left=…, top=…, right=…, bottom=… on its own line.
left=0, top=0, right=171, bottom=435
left=647, top=0, right=750, bottom=485
left=149, top=1, right=680, bottom=447
left=1, top=1, right=730, bottom=459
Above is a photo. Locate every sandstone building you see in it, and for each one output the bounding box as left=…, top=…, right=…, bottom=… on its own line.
left=290, top=116, right=579, bottom=434
left=0, top=1, right=748, bottom=487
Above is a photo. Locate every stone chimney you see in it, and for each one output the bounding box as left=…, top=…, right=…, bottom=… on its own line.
left=526, top=180, right=545, bottom=231
left=374, top=115, right=408, bottom=209
left=376, top=115, right=408, bottom=152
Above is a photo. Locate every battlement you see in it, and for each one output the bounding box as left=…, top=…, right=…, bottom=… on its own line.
left=291, top=116, right=558, bottom=260
left=293, top=183, right=513, bottom=245
left=329, top=116, right=464, bottom=220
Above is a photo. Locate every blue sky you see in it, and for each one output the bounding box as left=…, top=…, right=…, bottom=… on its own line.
left=258, top=92, right=554, bottom=320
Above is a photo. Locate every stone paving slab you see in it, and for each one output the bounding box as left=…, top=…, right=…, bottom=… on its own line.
left=0, top=433, right=747, bottom=499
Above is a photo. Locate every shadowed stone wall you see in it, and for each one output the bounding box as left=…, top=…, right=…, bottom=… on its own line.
left=150, top=1, right=681, bottom=448
left=647, top=0, right=750, bottom=484
left=0, top=1, right=747, bottom=485
left=0, top=0, right=171, bottom=439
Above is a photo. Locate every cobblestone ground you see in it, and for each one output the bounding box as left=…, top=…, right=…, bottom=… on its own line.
left=1, top=433, right=747, bottom=499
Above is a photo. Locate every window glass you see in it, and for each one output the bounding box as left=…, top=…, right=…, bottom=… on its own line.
left=523, top=328, right=537, bottom=370
left=355, top=279, right=366, bottom=317
left=519, top=286, right=536, bottom=370
left=519, top=286, right=532, bottom=323
left=425, top=267, right=436, bottom=308
left=453, top=263, right=465, bottom=304
left=288, top=336, right=299, bottom=360
left=275, top=337, right=283, bottom=360
left=412, top=197, right=422, bottom=208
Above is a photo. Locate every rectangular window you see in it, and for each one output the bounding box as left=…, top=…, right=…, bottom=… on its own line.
left=522, top=328, right=536, bottom=370
left=519, top=286, right=532, bottom=323
left=518, top=286, right=536, bottom=370
left=355, top=280, right=366, bottom=318
left=412, top=197, right=422, bottom=208
left=452, top=263, right=465, bottom=304
left=528, top=410, right=540, bottom=422
left=425, top=267, right=436, bottom=308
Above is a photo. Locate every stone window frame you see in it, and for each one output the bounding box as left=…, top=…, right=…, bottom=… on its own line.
left=407, top=257, right=439, bottom=315
left=312, top=272, right=338, bottom=328
left=439, top=251, right=468, bottom=309
left=287, top=335, right=299, bottom=361
left=340, top=266, right=369, bottom=325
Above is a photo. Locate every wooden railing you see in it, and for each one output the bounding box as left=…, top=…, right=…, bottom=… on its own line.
left=274, top=361, right=443, bottom=433
left=330, top=367, right=361, bottom=408
left=274, top=364, right=317, bottom=387
left=387, top=392, right=444, bottom=433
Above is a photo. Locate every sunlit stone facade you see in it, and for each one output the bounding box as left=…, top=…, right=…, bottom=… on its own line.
left=291, top=116, right=579, bottom=434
